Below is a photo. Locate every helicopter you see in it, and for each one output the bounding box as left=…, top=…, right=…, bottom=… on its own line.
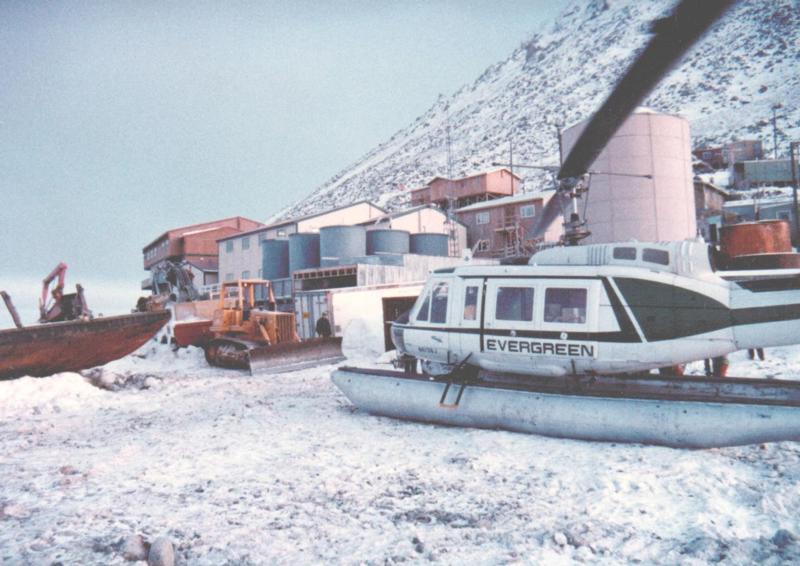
left=390, top=238, right=800, bottom=377
left=387, top=0, right=794, bottom=378
left=332, top=0, right=800, bottom=448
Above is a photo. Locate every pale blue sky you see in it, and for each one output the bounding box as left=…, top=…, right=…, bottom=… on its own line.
left=0, top=1, right=566, bottom=312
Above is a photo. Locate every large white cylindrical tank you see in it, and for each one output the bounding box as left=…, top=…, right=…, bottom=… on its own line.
left=560, top=108, right=696, bottom=244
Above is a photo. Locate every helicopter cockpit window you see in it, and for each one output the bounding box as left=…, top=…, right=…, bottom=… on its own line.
left=430, top=282, right=449, bottom=323
left=613, top=247, right=637, bottom=260
left=416, top=293, right=431, bottom=322
left=544, top=288, right=587, bottom=324
left=495, top=287, right=534, bottom=322
left=643, top=248, right=670, bottom=266
left=463, top=285, right=479, bottom=321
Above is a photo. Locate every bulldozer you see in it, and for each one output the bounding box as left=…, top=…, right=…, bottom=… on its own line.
left=203, top=279, right=343, bottom=374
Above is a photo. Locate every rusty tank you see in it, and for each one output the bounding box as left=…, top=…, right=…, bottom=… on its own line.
left=720, top=220, right=800, bottom=270
left=720, top=220, right=792, bottom=257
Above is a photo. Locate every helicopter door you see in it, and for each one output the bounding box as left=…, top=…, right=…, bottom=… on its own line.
left=483, top=279, right=537, bottom=371
left=409, top=279, right=452, bottom=365
left=457, top=279, right=484, bottom=358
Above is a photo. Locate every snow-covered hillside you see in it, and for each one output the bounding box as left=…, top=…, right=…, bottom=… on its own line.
left=2, top=343, right=800, bottom=564
left=283, top=0, right=800, bottom=218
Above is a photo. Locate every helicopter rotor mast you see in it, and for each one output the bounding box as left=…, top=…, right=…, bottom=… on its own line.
left=529, top=0, right=737, bottom=246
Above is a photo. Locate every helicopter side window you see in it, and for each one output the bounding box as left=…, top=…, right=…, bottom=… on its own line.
left=430, top=282, right=449, bottom=324
left=495, top=287, right=534, bottom=322
left=463, top=285, right=479, bottom=321
left=643, top=248, right=670, bottom=266
left=416, top=293, right=431, bottom=322
left=544, top=288, right=587, bottom=324
left=613, top=247, right=637, bottom=260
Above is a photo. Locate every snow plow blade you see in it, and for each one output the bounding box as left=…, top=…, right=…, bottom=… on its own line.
left=247, top=337, right=345, bottom=375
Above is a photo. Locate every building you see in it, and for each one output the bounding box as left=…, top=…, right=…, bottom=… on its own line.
left=455, top=191, right=562, bottom=258
left=562, top=108, right=696, bottom=245
left=409, top=169, right=520, bottom=209
left=693, top=139, right=763, bottom=169
left=142, top=216, right=264, bottom=290
left=724, top=195, right=797, bottom=225
left=694, top=180, right=730, bottom=243
left=217, top=201, right=386, bottom=285
left=359, top=204, right=467, bottom=255
left=733, top=159, right=795, bottom=189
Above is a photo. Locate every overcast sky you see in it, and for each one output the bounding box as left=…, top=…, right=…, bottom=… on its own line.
left=0, top=0, right=566, bottom=319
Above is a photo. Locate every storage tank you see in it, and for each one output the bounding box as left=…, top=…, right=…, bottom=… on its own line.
left=720, top=220, right=792, bottom=257
left=261, top=239, right=290, bottom=280
left=320, top=225, right=367, bottom=266
left=366, top=229, right=410, bottom=255
left=410, top=233, right=449, bottom=256
left=560, top=107, right=696, bottom=244
left=289, top=232, right=321, bottom=273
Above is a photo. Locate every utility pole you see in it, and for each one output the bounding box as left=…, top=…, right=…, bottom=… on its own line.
left=771, top=103, right=783, bottom=159
left=509, top=136, right=514, bottom=194
left=556, top=123, right=564, bottom=166
left=445, top=109, right=453, bottom=180
left=791, top=141, right=799, bottom=246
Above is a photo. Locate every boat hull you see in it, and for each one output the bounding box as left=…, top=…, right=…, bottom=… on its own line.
left=331, top=367, right=800, bottom=448
left=0, top=311, right=170, bottom=380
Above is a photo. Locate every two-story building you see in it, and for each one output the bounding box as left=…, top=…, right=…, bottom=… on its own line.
left=217, top=201, right=386, bottom=284
left=455, top=191, right=562, bottom=258
left=142, top=216, right=264, bottom=291
left=693, top=140, right=763, bottom=169
left=410, top=169, right=520, bottom=209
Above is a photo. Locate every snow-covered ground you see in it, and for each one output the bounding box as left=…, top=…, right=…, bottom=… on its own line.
left=2, top=343, right=800, bottom=565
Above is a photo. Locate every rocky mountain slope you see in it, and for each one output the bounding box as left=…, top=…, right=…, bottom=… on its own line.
left=283, top=0, right=800, bottom=219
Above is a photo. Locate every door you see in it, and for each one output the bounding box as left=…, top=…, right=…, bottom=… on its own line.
left=407, top=279, right=452, bottom=364
left=382, top=296, right=418, bottom=351
left=457, top=278, right=484, bottom=358
left=483, top=278, right=538, bottom=370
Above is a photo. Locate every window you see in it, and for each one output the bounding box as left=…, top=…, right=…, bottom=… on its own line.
left=520, top=205, right=535, bottom=218
left=242, top=270, right=250, bottom=279
left=416, top=293, right=431, bottom=322
left=642, top=248, right=670, bottom=266
left=277, top=230, right=287, bottom=237
left=778, top=211, right=791, bottom=221
left=613, top=247, right=637, bottom=260
left=476, top=212, right=490, bottom=225
left=225, top=273, right=234, bottom=282
left=430, top=282, right=449, bottom=323
left=225, top=241, right=233, bottom=253
left=241, top=237, right=250, bottom=250
left=495, top=287, right=534, bottom=322
left=463, top=285, right=479, bottom=320
left=544, top=288, right=587, bottom=324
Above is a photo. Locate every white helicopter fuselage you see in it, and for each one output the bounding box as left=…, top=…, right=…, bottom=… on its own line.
left=392, top=240, right=800, bottom=376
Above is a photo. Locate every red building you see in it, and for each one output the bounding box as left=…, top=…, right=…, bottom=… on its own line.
left=142, top=216, right=264, bottom=288
left=410, top=169, right=520, bottom=209
left=455, top=191, right=561, bottom=258
left=693, top=140, right=763, bottom=169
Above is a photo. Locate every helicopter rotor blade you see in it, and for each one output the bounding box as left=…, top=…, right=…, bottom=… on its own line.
left=529, top=191, right=570, bottom=240
left=557, top=0, right=736, bottom=180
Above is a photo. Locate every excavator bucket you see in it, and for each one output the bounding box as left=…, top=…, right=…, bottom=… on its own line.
left=247, top=337, right=345, bottom=375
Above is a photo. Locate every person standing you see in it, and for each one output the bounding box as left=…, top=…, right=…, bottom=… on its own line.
left=315, top=312, right=332, bottom=338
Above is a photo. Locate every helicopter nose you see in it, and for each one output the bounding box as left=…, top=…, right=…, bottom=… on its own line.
left=390, top=323, right=406, bottom=354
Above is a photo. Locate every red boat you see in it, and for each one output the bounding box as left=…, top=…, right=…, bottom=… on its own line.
left=0, top=311, right=170, bottom=380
